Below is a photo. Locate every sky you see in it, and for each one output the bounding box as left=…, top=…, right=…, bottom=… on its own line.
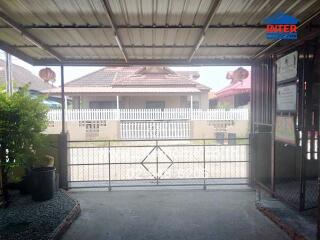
left=0, top=50, right=250, bottom=92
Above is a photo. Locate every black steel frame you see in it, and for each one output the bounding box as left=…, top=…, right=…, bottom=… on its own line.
left=252, top=42, right=319, bottom=211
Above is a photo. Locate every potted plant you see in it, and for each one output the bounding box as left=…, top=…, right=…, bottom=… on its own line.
left=31, top=143, right=56, bottom=201
left=19, top=136, right=56, bottom=196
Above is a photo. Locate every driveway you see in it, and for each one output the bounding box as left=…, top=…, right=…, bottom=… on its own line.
left=62, top=189, right=289, bottom=240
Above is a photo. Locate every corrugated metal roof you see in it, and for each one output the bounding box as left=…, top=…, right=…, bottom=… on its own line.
left=203, top=28, right=270, bottom=45
left=0, top=0, right=319, bottom=65
left=195, top=47, right=262, bottom=59
left=108, top=0, right=212, bottom=26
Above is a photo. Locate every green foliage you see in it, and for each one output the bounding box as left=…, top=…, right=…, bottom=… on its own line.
left=0, top=85, right=49, bottom=174
left=32, top=134, right=55, bottom=167
left=216, top=101, right=232, bottom=110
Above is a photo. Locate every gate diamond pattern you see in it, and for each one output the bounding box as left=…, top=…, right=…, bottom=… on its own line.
left=141, top=146, right=173, bottom=180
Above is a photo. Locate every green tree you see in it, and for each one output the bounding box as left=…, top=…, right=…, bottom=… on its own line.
left=0, top=86, right=49, bottom=204
left=216, top=101, right=232, bottom=110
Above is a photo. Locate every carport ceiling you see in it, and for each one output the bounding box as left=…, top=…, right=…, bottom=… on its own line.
left=0, top=0, right=320, bottom=66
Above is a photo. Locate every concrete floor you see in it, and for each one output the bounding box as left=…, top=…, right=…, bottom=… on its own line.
left=62, top=189, right=290, bottom=240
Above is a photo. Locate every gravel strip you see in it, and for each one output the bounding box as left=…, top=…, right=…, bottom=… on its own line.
left=0, top=190, right=77, bottom=240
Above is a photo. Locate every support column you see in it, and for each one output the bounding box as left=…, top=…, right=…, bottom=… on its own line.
left=5, top=52, right=12, bottom=95
left=190, top=95, right=193, bottom=120
left=61, top=65, right=66, bottom=133
left=116, top=95, right=120, bottom=120
left=58, top=65, right=69, bottom=190
left=58, top=132, right=69, bottom=190
left=116, top=95, right=119, bottom=110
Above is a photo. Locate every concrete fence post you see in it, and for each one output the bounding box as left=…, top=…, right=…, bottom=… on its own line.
left=58, top=132, right=69, bottom=190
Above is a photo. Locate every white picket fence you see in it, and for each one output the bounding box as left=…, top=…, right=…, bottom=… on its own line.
left=47, top=108, right=249, bottom=121
left=120, top=121, right=190, bottom=139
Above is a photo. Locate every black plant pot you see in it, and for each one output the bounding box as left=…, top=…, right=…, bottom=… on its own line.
left=31, top=167, right=56, bottom=201
left=20, top=175, right=32, bottom=195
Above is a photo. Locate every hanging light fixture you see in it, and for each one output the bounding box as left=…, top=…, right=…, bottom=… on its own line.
left=39, top=67, right=56, bottom=86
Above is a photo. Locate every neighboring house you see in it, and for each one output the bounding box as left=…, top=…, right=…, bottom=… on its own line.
left=0, top=60, right=53, bottom=94
left=208, top=91, right=216, bottom=108
left=210, top=67, right=251, bottom=109
left=46, top=66, right=211, bottom=109
left=0, top=60, right=61, bottom=108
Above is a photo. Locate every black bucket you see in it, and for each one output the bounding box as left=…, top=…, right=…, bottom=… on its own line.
left=31, top=167, right=56, bottom=201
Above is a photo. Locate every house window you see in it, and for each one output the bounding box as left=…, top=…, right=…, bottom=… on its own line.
left=89, top=101, right=117, bottom=109
left=146, top=101, right=165, bottom=109
left=187, top=101, right=200, bottom=109
left=180, top=96, right=188, bottom=108
left=234, top=93, right=250, bottom=107
left=73, top=96, right=80, bottom=109
left=209, top=99, right=218, bottom=109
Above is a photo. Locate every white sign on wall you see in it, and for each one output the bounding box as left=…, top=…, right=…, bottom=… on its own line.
left=277, top=83, right=297, bottom=112
left=276, top=51, right=298, bottom=82
left=275, top=115, right=296, bottom=145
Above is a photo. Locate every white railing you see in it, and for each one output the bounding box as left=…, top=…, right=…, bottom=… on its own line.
left=192, top=109, right=249, bottom=120
left=47, top=108, right=249, bottom=121
left=48, top=109, right=119, bottom=121
left=120, top=108, right=191, bottom=120
left=120, top=121, right=190, bottom=139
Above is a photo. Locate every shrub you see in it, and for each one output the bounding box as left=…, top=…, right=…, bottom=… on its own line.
left=0, top=86, right=49, bottom=203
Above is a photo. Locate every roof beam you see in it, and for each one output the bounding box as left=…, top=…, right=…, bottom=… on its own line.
left=0, top=10, right=63, bottom=62
left=31, top=58, right=253, bottom=67
left=188, top=0, right=222, bottom=61
left=101, top=0, right=128, bottom=62
left=0, top=40, right=35, bottom=64
left=10, top=44, right=268, bottom=49
left=0, top=24, right=266, bottom=29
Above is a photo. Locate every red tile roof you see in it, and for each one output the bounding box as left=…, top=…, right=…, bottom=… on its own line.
left=215, top=70, right=251, bottom=98
left=45, top=87, right=201, bottom=94
left=60, top=66, right=210, bottom=93
left=112, top=66, right=197, bottom=87
left=65, top=66, right=141, bottom=87
left=172, top=71, right=200, bottom=80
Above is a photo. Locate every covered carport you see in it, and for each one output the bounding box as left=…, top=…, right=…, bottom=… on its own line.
left=1, top=0, right=320, bottom=239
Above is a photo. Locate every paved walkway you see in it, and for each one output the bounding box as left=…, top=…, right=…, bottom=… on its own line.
left=62, top=189, right=290, bottom=240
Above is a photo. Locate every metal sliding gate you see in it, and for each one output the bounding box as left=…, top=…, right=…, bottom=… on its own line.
left=67, top=138, right=249, bottom=189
